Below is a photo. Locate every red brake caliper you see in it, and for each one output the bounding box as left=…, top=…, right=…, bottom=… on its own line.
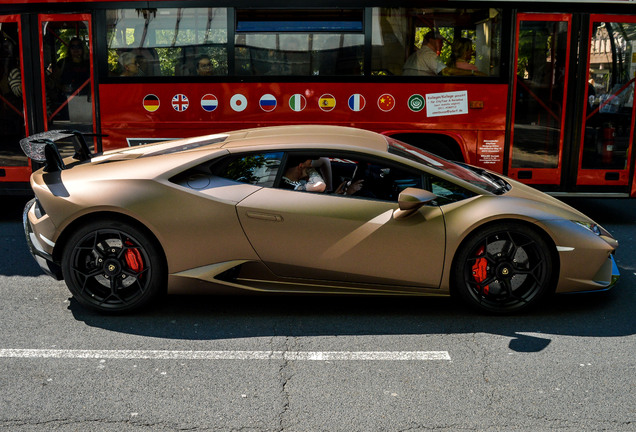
left=471, top=245, right=489, bottom=295
left=124, top=240, right=143, bottom=275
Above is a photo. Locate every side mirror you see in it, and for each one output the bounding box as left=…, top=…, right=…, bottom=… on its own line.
left=394, top=187, right=437, bottom=219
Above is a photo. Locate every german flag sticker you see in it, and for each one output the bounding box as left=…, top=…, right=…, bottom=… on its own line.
left=143, top=94, right=160, bottom=112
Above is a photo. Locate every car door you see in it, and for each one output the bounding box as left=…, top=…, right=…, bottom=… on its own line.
left=235, top=153, right=446, bottom=289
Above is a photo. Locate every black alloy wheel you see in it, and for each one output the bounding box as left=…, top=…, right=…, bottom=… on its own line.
left=61, top=220, right=166, bottom=313
left=453, top=223, right=554, bottom=314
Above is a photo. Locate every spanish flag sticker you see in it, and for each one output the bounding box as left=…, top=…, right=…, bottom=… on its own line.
left=319, top=94, right=336, bottom=112
left=143, top=94, right=160, bottom=112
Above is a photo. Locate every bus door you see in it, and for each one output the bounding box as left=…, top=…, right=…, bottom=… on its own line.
left=576, top=15, right=636, bottom=191
left=38, top=14, right=97, bottom=154
left=509, top=14, right=572, bottom=186
left=0, top=15, right=29, bottom=184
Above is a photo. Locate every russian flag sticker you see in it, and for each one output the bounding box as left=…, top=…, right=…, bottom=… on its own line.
left=259, top=94, right=277, bottom=112
left=201, top=94, right=218, bottom=112
left=348, top=94, right=366, bottom=112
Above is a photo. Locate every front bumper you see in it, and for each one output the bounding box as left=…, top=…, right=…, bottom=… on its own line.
left=23, top=199, right=63, bottom=280
left=604, top=254, right=620, bottom=291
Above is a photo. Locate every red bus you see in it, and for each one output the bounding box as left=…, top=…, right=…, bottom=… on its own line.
left=1, top=0, right=636, bottom=197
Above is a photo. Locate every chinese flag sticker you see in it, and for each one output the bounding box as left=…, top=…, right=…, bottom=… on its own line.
left=378, top=94, right=395, bottom=112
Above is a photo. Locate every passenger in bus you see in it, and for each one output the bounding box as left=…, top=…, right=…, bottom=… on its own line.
left=403, top=31, right=445, bottom=76
left=449, top=38, right=484, bottom=75
left=119, top=52, right=143, bottom=77
left=0, top=28, right=25, bottom=158
left=1, top=31, right=21, bottom=98
left=196, top=55, right=214, bottom=76
left=403, top=32, right=483, bottom=77
left=130, top=26, right=161, bottom=76
left=57, top=37, right=90, bottom=95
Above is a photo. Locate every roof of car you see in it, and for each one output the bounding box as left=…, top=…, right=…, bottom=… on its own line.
left=222, top=125, right=390, bottom=152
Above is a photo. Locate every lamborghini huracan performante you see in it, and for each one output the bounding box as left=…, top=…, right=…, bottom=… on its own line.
left=21, top=126, right=619, bottom=314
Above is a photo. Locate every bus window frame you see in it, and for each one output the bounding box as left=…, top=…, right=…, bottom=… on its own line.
left=507, top=13, right=573, bottom=185
left=0, top=14, right=30, bottom=179
left=576, top=14, right=636, bottom=187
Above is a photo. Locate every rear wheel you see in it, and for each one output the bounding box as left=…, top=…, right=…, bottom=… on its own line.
left=61, top=220, right=166, bottom=313
left=452, top=223, right=554, bottom=314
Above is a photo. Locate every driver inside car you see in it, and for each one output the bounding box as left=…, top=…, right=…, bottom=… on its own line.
left=281, top=156, right=327, bottom=192
left=281, top=156, right=363, bottom=195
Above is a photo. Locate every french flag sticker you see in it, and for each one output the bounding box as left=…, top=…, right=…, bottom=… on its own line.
left=259, top=94, right=277, bottom=112
left=348, top=94, right=366, bottom=112
left=201, top=94, right=218, bottom=112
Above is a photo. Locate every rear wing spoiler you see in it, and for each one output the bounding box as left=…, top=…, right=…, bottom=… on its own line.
left=19, top=130, right=94, bottom=172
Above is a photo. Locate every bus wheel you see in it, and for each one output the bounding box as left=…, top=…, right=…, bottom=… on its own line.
left=452, top=223, right=554, bottom=314
left=61, top=220, right=166, bottom=313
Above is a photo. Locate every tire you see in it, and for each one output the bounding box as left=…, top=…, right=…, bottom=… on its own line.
left=61, top=219, right=166, bottom=313
left=451, top=223, right=554, bottom=314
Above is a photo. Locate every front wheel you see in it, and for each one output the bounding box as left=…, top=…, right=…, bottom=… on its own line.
left=452, top=223, right=555, bottom=314
left=61, top=220, right=166, bottom=313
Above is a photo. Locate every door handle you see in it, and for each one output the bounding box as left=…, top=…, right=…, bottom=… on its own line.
left=245, top=211, right=283, bottom=222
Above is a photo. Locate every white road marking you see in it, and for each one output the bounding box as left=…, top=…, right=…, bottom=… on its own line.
left=0, top=349, right=450, bottom=361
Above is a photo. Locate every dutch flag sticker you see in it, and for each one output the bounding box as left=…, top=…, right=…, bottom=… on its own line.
left=201, top=94, right=218, bottom=112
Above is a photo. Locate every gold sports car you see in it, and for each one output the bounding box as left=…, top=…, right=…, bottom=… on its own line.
left=21, top=125, right=619, bottom=314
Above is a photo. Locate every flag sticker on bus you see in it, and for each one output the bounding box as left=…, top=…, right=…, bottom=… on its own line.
left=348, top=94, right=366, bottom=112
left=378, top=94, right=395, bottom=112
left=259, top=94, right=277, bottom=112
left=172, top=94, right=189, bottom=112
left=408, top=94, right=425, bottom=112
left=143, top=94, right=160, bottom=112
left=201, top=94, right=218, bottom=112
left=289, top=94, right=306, bottom=112
left=319, top=94, right=336, bottom=112
left=231, top=94, right=248, bottom=112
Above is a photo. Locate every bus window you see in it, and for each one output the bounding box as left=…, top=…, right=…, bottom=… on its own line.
left=234, top=9, right=364, bottom=76
left=581, top=21, right=636, bottom=172
left=0, top=21, right=26, bottom=168
left=511, top=18, right=570, bottom=173
left=371, top=8, right=502, bottom=77
left=106, top=8, right=228, bottom=77
left=40, top=17, right=95, bottom=153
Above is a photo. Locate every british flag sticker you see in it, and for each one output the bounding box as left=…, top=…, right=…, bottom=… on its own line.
left=172, top=94, right=189, bottom=112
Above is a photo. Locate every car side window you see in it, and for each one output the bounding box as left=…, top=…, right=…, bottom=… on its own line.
left=213, top=152, right=283, bottom=187
left=430, top=175, right=476, bottom=203
left=326, top=156, right=423, bottom=202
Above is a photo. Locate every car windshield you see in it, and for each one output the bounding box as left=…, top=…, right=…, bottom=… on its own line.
left=387, top=138, right=503, bottom=194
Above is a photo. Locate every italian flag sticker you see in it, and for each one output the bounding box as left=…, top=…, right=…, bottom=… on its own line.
left=289, top=94, right=307, bottom=112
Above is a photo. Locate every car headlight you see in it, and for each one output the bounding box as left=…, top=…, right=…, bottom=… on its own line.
left=572, top=220, right=602, bottom=236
